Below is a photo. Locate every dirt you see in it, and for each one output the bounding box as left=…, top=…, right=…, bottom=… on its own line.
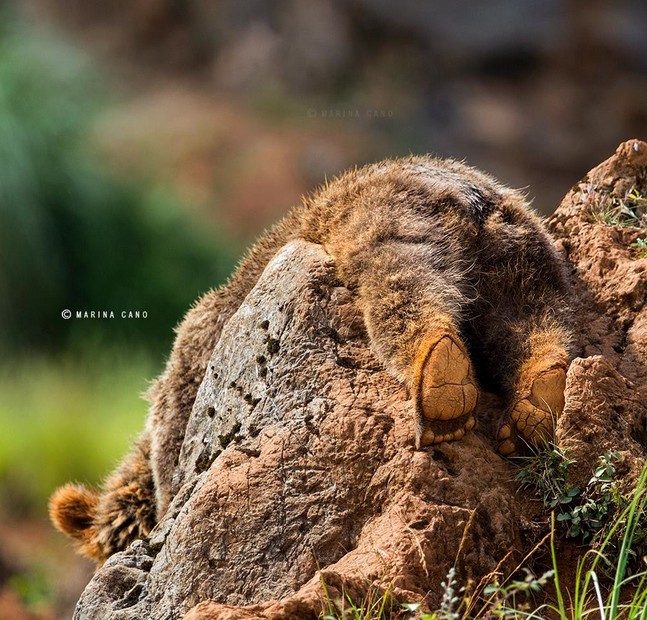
left=72, top=142, right=646, bottom=619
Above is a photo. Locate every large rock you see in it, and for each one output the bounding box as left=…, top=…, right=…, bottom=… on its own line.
left=75, top=141, right=647, bottom=619
left=549, top=139, right=647, bottom=487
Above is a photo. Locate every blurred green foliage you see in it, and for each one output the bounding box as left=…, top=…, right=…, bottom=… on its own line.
left=0, top=14, right=236, bottom=358
left=8, top=567, right=52, bottom=610
left=0, top=353, right=152, bottom=516
left=0, top=14, right=240, bottom=523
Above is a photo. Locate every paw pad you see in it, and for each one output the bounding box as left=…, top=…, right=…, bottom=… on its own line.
left=416, top=333, right=478, bottom=446
left=497, top=361, right=567, bottom=456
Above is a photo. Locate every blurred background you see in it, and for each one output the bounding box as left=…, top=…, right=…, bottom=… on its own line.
left=0, top=0, right=645, bottom=617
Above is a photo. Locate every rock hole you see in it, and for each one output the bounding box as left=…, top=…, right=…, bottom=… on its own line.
left=266, top=337, right=280, bottom=355
left=219, top=422, right=242, bottom=449
left=195, top=447, right=216, bottom=473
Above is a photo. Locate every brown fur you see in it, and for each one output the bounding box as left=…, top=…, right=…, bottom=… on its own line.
left=49, top=156, right=574, bottom=564
left=49, top=483, right=101, bottom=560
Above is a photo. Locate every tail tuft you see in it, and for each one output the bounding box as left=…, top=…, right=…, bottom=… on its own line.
left=49, top=483, right=99, bottom=541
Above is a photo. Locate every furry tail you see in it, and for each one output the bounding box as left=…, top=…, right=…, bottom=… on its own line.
left=49, top=437, right=157, bottom=565
left=49, top=483, right=102, bottom=560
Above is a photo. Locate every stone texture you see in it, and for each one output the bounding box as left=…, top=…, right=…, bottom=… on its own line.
left=549, top=139, right=647, bottom=488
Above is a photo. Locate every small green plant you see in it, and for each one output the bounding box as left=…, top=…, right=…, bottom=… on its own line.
left=583, top=183, right=647, bottom=228
left=402, top=566, right=462, bottom=619
left=437, top=567, right=462, bottom=619
left=588, top=203, right=631, bottom=226
left=400, top=567, right=553, bottom=620
left=557, top=451, right=622, bottom=540
left=626, top=187, right=647, bottom=212
left=545, top=462, right=647, bottom=620
left=516, top=441, right=574, bottom=509
left=517, top=445, right=626, bottom=543
left=631, top=236, right=647, bottom=259
left=478, top=570, right=554, bottom=619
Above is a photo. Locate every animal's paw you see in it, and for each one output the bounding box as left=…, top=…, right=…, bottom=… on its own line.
left=414, top=330, right=478, bottom=446
left=498, top=355, right=567, bottom=456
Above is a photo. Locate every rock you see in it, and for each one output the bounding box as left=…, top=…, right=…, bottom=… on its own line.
left=549, top=139, right=647, bottom=487
left=75, top=142, right=646, bottom=619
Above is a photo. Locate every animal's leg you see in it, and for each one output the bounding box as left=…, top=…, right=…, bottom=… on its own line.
left=497, top=323, right=570, bottom=456
left=343, top=241, right=478, bottom=448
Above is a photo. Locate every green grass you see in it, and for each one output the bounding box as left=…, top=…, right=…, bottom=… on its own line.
left=517, top=444, right=626, bottom=543
left=516, top=440, right=574, bottom=508
left=542, top=464, right=647, bottom=620
left=0, top=352, right=154, bottom=516
left=320, top=584, right=393, bottom=620
left=583, top=184, right=647, bottom=228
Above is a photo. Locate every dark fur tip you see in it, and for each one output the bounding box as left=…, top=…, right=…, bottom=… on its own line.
left=49, top=483, right=99, bottom=541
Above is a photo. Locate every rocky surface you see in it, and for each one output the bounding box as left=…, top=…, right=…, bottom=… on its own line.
left=549, top=139, right=647, bottom=488
left=75, top=141, right=646, bottom=619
